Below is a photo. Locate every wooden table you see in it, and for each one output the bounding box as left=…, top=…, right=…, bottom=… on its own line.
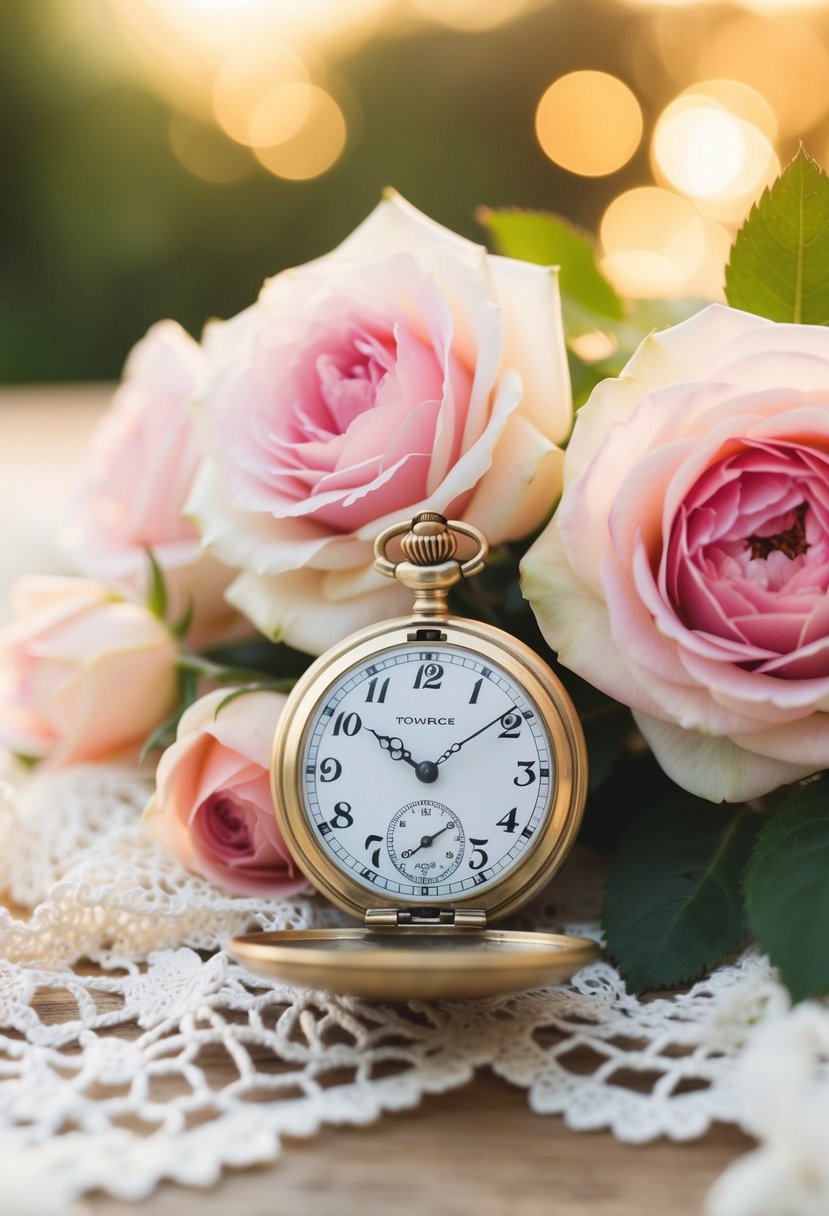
left=0, top=386, right=754, bottom=1214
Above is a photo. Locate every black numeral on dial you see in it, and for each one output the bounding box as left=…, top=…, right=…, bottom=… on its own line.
left=469, top=838, right=489, bottom=870
left=332, top=711, right=362, bottom=737
left=413, top=662, right=443, bottom=690
left=364, top=834, right=382, bottom=868
left=319, top=757, right=342, bottom=782
left=364, top=677, right=389, bottom=703
left=514, top=761, right=536, bottom=786
left=496, top=807, right=518, bottom=834
left=329, top=801, right=354, bottom=829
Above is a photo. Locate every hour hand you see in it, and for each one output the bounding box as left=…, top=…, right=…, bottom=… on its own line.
left=367, top=729, right=418, bottom=768
left=367, top=729, right=439, bottom=784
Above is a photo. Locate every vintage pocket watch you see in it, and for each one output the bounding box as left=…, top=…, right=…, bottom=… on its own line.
left=231, top=512, right=598, bottom=1000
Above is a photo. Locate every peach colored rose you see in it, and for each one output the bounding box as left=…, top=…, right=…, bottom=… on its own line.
left=63, top=320, right=242, bottom=645
left=188, top=191, right=571, bottom=654
left=145, top=688, right=307, bottom=897
left=523, top=304, right=829, bottom=803
left=0, top=577, right=180, bottom=766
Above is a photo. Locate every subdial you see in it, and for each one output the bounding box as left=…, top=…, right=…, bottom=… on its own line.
left=386, top=800, right=465, bottom=884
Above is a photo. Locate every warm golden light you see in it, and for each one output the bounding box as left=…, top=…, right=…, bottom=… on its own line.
left=168, top=114, right=255, bottom=182
left=685, top=79, right=776, bottom=142
left=600, top=186, right=706, bottom=296
left=254, top=86, right=347, bottom=180
left=652, top=90, right=779, bottom=225
left=685, top=219, right=731, bottom=301
left=698, top=15, right=829, bottom=136
left=535, top=71, right=643, bottom=177
left=413, top=0, right=531, bottom=30
left=212, top=44, right=310, bottom=146
left=569, top=330, right=619, bottom=362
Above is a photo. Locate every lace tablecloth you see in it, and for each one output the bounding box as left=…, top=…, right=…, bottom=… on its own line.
left=0, top=760, right=822, bottom=1216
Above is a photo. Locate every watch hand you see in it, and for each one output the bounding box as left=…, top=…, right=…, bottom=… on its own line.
left=367, top=729, right=418, bottom=768
left=401, top=823, right=453, bottom=859
left=436, top=707, right=520, bottom=766
left=367, top=729, right=440, bottom=784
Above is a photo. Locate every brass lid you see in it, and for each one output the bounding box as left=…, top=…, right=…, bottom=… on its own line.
left=229, top=927, right=600, bottom=1001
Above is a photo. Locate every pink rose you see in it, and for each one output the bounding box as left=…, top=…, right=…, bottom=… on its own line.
left=63, top=320, right=242, bottom=645
left=188, top=191, right=571, bottom=653
left=522, top=304, right=829, bottom=802
left=0, top=577, right=180, bottom=766
left=145, top=688, right=307, bottom=897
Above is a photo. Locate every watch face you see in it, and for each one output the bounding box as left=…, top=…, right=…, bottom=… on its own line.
left=300, top=643, right=555, bottom=902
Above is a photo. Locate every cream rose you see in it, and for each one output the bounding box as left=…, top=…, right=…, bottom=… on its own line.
left=0, top=577, right=179, bottom=766
left=145, top=688, right=307, bottom=897
left=188, top=191, right=571, bottom=654
left=64, top=320, right=241, bottom=645
left=523, top=304, right=829, bottom=802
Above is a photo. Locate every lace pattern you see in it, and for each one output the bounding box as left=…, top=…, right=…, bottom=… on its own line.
left=0, top=761, right=807, bottom=1212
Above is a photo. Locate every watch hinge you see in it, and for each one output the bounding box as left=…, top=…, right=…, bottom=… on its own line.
left=365, top=908, right=486, bottom=929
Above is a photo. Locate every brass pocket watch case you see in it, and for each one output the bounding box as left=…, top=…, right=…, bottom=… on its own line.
left=231, top=513, right=599, bottom=1000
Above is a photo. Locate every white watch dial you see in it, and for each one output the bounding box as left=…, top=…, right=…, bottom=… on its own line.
left=301, top=643, right=554, bottom=901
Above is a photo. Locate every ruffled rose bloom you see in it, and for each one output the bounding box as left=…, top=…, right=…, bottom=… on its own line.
left=63, top=320, right=242, bottom=645
left=188, top=191, right=572, bottom=654
left=522, top=304, right=829, bottom=802
left=145, top=688, right=307, bottom=897
left=0, top=577, right=179, bottom=766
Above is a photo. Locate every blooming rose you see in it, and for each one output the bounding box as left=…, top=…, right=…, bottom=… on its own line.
left=63, top=320, right=241, bottom=645
left=0, top=577, right=179, bottom=766
left=522, top=304, right=829, bottom=802
left=145, top=688, right=307, bottom=897
left=188, top=191, right=572, bottom=654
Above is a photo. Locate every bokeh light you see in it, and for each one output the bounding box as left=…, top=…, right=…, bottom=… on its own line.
left=254, top=86, right=347, bottom=180
left=535, top=71, right=643, bottom=176
left=212, top=44, right=311, bottom=146
left=413, top=0, right=534, bottom=30
left=697, top=15, right=829, bottom=135
left=652, top=88, right=780, bottom=222
left=600, top=186, right=706, bottom=296
left=167, top=115, right=256, bottom=183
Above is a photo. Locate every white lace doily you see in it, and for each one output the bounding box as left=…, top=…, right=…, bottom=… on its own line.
left=0, top=760, right=816, bottom=1214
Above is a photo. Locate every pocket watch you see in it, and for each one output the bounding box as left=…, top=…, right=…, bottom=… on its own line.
left=231, top=512, right=598, bottom=1000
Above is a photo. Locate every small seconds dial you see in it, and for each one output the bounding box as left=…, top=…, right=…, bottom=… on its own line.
left=387, top=800, right=465, bottom=883
left=302, top=643, right=554, bottom=901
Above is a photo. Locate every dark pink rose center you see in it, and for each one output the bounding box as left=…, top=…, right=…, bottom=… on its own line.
left=665, top=437, right=829, bottom=677
left=193, top=791, right=256, bottom=859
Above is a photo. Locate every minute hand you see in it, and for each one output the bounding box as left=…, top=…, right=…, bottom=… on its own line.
left=436, top=707, right=519, bottom=766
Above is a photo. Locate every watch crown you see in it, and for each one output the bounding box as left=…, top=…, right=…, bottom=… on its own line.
left=374, top=513, right=489, bottom=619
left=400, top=513, right=458, bottom=566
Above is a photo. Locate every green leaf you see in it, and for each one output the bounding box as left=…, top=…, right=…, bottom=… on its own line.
left=603, top=793, right=761, bottom=993
left=478, top=207, right=623, bottom=331
left=171, top=596, right=194, bottom=640
left=744, top=779, right=829, bottom=1002
left=144, top=547, right=168, bottom=622
left=725, top=147, right=829, bottom=324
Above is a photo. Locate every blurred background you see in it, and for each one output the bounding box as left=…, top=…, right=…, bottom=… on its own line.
left=2, top=0, right=828, bottom=383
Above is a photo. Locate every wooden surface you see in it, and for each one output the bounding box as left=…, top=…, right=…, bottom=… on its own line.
left=84, top=1073, right=751, bottom=1216
left=3, top=386, right=754, bottom=1214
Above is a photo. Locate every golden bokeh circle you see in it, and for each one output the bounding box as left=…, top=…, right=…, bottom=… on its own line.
left=535, top=71, right=643, bottom=177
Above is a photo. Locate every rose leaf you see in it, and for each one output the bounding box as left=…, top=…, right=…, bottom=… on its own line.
left=744, top=779, right=829, bottom=1002
left=603, top=793, right=760, bottom=993
left=725, top=147, right=829, bottom=325
left=477, top=207, right=624, bottom=330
